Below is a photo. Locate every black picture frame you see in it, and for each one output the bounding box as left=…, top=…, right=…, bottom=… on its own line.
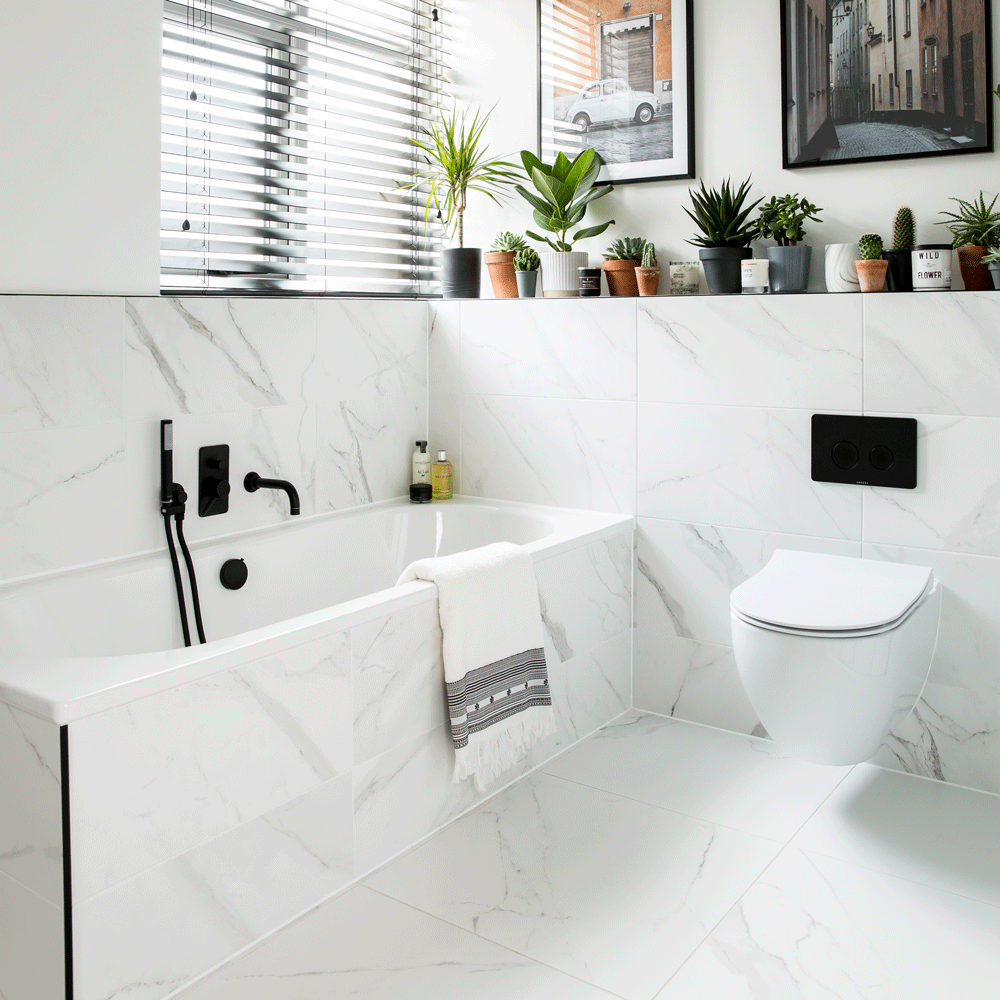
left=782, top=0, right=993, bottom=169
left=537, top=0, right=695, bottom=184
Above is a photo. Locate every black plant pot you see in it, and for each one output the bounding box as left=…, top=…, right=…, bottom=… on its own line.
left=882, top=249, right=913, bottom=292
left=441, top=247, right=482, bottom=298
left=699, top=246, right=752, bottom=294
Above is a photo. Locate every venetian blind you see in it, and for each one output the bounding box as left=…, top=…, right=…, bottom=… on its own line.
left=161, top=0, right=449, bottom=294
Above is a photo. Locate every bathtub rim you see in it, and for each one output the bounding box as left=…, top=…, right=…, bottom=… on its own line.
left=0, top=496, right=632, bottom=725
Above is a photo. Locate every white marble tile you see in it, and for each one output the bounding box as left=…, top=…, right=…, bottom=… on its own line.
left=638, top=294, right=862, bottom=408
left=460, top=298, right=637, bottom=400
left=636, top=518, right=861, bottom=646
left=638, top=404, right=862, bottom=538
left=178, top=885, right=614, bottom=1000
left=367, top=771, right=780, bottom=999
left=316, top=394, right=425, bottom=511
left=0, top=871, right=64, bottom=1000
left=792, top=763, right=1000, bottom=908
left=74, top=774, right=354, bottom=1000
left=0, top=705, right=62, bottom=905
left=865, top=291, right=1000, bottom=416
left=316, top=299, right=427, bottom=402
left=71, top=633, right=351, bottom=901
left=125, top=404, right=317, bottom=552
left=0, top=295, right=124, bottom=432
left=535, top=531, right=632, bottom=663
left=429, top=391, right=461, bottom=493
left=461, top=395, right=636, bottom=513
left=634, top=631, right=761, bottom=735
left=0, top=422, right=126, bottom=579
left=352, top=601, right=446, bottom=765
left=428, top=300, right=461, bottom=394
left=863, top=413, right=1000, bottom=555
left=125, top=297, right=317, bottom=420
left=656, top=845, right=1000, bottom=1000
left=547, top=712, right=850, bottom=842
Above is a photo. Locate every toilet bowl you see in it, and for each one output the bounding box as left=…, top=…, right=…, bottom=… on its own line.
left=730, top=550, right=940, bottom=765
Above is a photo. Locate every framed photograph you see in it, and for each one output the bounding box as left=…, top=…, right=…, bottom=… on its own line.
left=782, top=0, right=993, bottom=169
left=538, top=0, right=695, bottom=184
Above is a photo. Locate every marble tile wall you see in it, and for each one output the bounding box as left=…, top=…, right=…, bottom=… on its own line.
left=0, top=295, right=428, bottom=580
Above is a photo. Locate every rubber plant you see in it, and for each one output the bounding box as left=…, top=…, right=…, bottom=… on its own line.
left=938, top=192, right=1000, bottom=291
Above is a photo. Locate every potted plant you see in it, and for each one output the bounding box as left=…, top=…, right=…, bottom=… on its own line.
left=938, top=192, right=1000, bottom=291
left=754, top=193, right=822, bottom=293
left=685, top=177, right=761, bottom=294
left=984, top=247, right=1000, bottom=289
left=856, top=234, right=888, bottom=292
left=513, top=247, right=540, bottom=298
left=635, top=242, right=660, bottom=296
left=883, top=206, right=915, bottom=292
left=484, top=232, right=529, bottom=298
left=515, top=147, right=615, bottom=297
left=396, top=104, right=521, bottom=298
left=602, top=237, right=646, bottom=296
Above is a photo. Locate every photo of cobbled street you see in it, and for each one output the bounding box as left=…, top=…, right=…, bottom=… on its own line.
left=788, top=0, right=989, bottom=166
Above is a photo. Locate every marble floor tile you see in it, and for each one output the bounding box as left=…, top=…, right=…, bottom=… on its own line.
left=655, top=845, right=1000, bottom=1000
left=366, top=771, right=781, bottom=1000
left=792, top=763, right=1000, bottom=908
left=177, top=885, right=613, bottom=1000
left=546, top=712, right=850, bottom=842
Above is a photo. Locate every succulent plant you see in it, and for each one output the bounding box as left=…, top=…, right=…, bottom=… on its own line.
left=892, top=207, right=915, bottom=251
left=754, top=193, right=822, bottom=246
left=938, top=192, right=1000, bottom=248
left=603, top=237, right=646, bottom=261
left=641, top=242, right=657, bottom=267
left=513, top=248, right=540, bottom=271
left=685, top=177, right=761, bottom=249
left=858, top=234, right=884, bottom=260
left=490, top=231, right=530, bottom=253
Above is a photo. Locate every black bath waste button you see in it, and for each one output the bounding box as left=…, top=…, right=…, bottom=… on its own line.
left=220, top=558, right=248, bottom=590
left=869, top=445, right=894, bottom=471
left=832, top=440, right=860, bottom=470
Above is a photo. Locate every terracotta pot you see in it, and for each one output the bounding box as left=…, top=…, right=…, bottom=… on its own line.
left=855, top=258, right=888, bottom=292
left=602, top=258, right=640, bottom=296
left=956, top=245, right=995, bottom=291
left=484, top=250, right=518, bottom=298
left=635, top=265, right=660, bottom=296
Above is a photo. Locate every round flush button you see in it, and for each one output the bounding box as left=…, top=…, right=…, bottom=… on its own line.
left=869, top=445, right=894, bottom=471
left=832, top=440, right=860, bottom=470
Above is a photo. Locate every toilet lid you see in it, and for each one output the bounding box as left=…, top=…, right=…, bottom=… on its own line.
left=730, top=550, right=933, bottom=632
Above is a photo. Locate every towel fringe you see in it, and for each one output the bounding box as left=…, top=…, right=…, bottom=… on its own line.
left=453, top=705, right=556, bottom=792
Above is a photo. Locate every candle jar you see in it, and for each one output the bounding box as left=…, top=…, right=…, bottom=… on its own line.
left=911, top=245, right=952, bottom=291
left=578, top=267, right=602, bottom=296
left=741, top=258, right=770, bottom=294
left=669, top=261, right=700, bottom=295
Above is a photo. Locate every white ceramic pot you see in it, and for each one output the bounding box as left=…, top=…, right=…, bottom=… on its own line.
left=824, top=243, right=860, bottom=292
left=540, top=251, right=588, bottom=297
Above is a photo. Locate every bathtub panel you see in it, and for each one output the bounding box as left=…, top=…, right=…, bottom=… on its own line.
left=73, top=772, right=354, bottom=1000
left=70, top=629, right=352, bottom=902
left=0, top=705, right=62, bottom=905
left=0, top=871, right=64, bottom=1000
left=352, top=600, right=447, bottom=765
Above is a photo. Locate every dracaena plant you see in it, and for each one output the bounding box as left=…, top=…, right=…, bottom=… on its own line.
left=515, top=148, right=614, bottom=252
left=685, top=177, right=761, bottom=249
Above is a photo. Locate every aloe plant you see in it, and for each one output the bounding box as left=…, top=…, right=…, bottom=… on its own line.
left=938, top=192, right=1000, bottom=248
left=603, top=237, right=647, bottom=261
left=490, top=231, right=530, bottom=253
left=513, top=248, right=540, bottom=271
left=641, top=242, right=657, bottom=268
left=515, top=148, right=614, bottom=252
left=685, top=177, right=761, bottom=249
left=858, top=234, right=883, bottom=260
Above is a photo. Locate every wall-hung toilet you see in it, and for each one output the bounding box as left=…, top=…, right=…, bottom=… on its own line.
left=730, top=550, right=940, bottom=765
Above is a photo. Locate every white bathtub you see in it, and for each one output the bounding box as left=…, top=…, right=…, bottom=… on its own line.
left=0, top=497, right=632, bottom=1000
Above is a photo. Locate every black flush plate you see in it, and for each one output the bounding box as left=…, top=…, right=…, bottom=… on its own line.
left=199, top=444, right=231, bottom=516
left=811, top=415, right=917, bottom=489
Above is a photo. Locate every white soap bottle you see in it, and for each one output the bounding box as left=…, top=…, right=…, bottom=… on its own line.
left=412, top=440, right=430, bottom=484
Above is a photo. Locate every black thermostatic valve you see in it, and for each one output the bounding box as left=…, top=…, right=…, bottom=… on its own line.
left=811, top=414, right=917, bottom=489
left=199, top=444, right=231, bottom=516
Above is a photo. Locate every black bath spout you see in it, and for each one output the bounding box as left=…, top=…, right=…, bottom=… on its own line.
left=244, top=472, right=300, bottom=515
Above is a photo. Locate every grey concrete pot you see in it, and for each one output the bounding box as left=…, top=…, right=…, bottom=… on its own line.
left=515, top=270, right=538, bottom=297
left=766, top=245, right=812, bottom=293
left=441, top=247, right=481, bottom=298
left=699, top=247, right=751, bottom=294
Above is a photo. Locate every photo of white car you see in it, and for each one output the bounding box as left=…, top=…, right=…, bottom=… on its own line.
left=563, top=78, right=660, bottom=131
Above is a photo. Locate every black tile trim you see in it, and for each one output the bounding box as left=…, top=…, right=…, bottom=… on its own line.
left=60, top=726, right=73, bottom=1000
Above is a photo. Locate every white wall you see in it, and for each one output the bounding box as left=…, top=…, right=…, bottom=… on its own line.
left=0, top=0, right=162, bottom=295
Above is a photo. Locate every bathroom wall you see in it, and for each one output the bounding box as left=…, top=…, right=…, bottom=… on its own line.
left=0, top=296, right=427, bottom=582
left=433, top=292, right=1000, bottom=798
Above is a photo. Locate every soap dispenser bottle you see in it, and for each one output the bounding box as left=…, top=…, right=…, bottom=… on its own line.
left=412, top=440, right=430, bottom=484
left=431, top=450, right=453, bottom=500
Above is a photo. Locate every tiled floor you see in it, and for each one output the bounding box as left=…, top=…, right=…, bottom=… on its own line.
left=178, top=711, right=1000, bottom=999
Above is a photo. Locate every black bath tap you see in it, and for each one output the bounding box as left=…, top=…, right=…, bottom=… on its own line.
left=244, top=471, right=301, bottom=515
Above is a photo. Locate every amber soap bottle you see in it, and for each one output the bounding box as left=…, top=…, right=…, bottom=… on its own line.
left=431, top=450, right=453, bottom=500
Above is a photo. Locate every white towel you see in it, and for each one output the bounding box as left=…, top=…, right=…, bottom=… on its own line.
left=397, top=542, right=556, bottom=791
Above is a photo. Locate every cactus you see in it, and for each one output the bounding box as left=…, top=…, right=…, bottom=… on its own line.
left=641, top=242, right=657, bottom=267
left=603, top=237, right=646, bottom=261
left=858, top=234, right=883, bottom=260
left=513, top=248, right=540, bottom=271
left=892, top=207, right=915, bottom=251
left=490, top=231, right=530, bottom=253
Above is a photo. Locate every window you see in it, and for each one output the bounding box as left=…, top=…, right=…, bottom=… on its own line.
left=582, top=86, right=599, bottom=101
left=161, top=0, right=447, bottom=294
left=906, top=68, right=913, bottom=106
left=879, top=72, right=882, bottom=104
left=922, top=47, right=928, bottom=94
left=931, top=42, right=938, bottom=96
left=905, top=0, right=911, bottom=35
left=889, top=72, right=894, bottom=105
left=887, top=0, right=893, bottom=40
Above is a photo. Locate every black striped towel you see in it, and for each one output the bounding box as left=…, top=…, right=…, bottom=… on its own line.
left=396, top=542, right=555, bottom=790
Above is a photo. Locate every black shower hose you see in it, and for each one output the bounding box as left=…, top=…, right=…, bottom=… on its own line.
left=162, top=499, right=206, bottom=647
